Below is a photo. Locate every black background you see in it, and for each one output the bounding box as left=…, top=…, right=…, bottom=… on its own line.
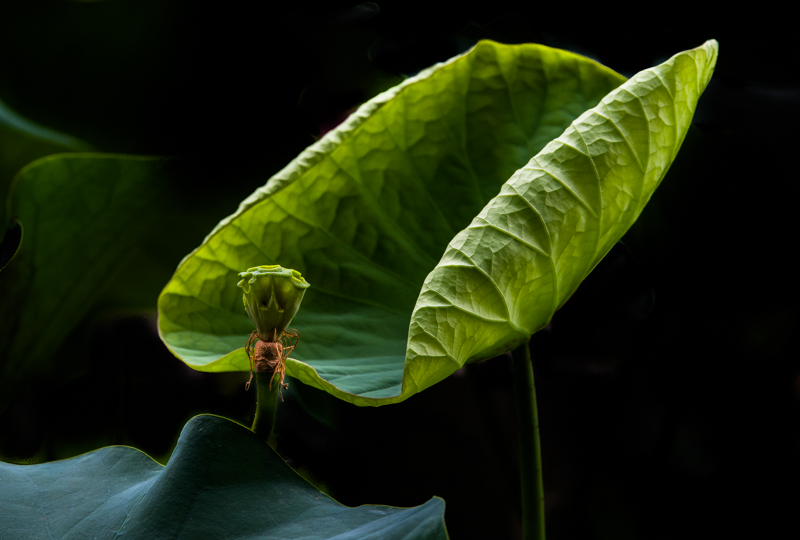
left=0, top=2, right=797, bottom=539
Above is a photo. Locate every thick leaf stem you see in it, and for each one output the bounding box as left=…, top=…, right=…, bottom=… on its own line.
left=511, top=340, right=545, bottom=540
left=251, top=371, right=280, bottom=437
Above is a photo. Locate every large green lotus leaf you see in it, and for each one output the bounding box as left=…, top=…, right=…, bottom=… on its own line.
left=0, top=414, right=448, bottom=540
left=0, top=155, right=174, bottom=410
left=159, top=40, right=717, bottom=406
left=158, top=40, right=627, bottom=403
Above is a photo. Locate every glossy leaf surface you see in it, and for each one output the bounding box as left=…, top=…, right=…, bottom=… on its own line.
left=0, top=414, right=447, bottom=540
left=158, top=40, right=716, bottom=405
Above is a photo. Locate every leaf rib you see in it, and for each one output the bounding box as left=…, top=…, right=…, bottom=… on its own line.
left=21, top=471, right=53, bottom=540
left=409, top=321, right=460, bottom=364
left=426, top=289, right=508, bottom=323
left=530, top=54, right=549, bottom=150
left=309, top=285, right=409, bottom=317
left=652, top=70, right=675, bottom=100
left=470, top=218, right=550, bottom=258
left=623, top=89, right=654, bottom=218
left=267, top=196, right=419, bottom=289
left=524, top=160, right=600, bottom=220
left=450, top=244, right=511, bottom=320
left=226, top=221, right=279, bottom=267
left=163, top=287, right=239, bottom=313
left=597, top=103, right=646, bottom=173
left=456, top=64, right=490, bottom=204
left=652, top=68, right=682, bottom=170
left=112, top=476, right=155, bottom=539
left=693, top=53, right=702, bottom=106
left=381, top=106, right=458, bottom=240
left=435, top=115, right=486, bottom=210
left=570, top=123, right=604, bottom=265
left=505, top=183, right=560, bottom=317
left=497, top=48, right=533, bottom=156
left=326, top=142, right=438, bottom=267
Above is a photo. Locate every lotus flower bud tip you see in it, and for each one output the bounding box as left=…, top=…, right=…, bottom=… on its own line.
left=236, top=265, right=309, bottom=340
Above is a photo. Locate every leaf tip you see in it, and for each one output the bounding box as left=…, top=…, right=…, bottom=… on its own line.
left=697, top=39, right=719, bottom=93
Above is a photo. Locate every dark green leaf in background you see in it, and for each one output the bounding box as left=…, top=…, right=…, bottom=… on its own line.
left=0, top=148, right=270, bottom=413
left=0, top=414, right=448, bottom=540
left=0, top=156, right=173, bottom=411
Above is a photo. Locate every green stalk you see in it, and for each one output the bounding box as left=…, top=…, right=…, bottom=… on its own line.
left=251, top=371, right=281, bottom=437
left=511, top=340, right=545, bottom=540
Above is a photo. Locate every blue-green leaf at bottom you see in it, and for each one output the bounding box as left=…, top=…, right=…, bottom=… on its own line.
left=0, top=415, right=448, bottom=540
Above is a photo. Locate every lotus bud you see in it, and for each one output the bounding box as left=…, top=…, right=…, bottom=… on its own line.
left=237, top=265, right=310, bottom=341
